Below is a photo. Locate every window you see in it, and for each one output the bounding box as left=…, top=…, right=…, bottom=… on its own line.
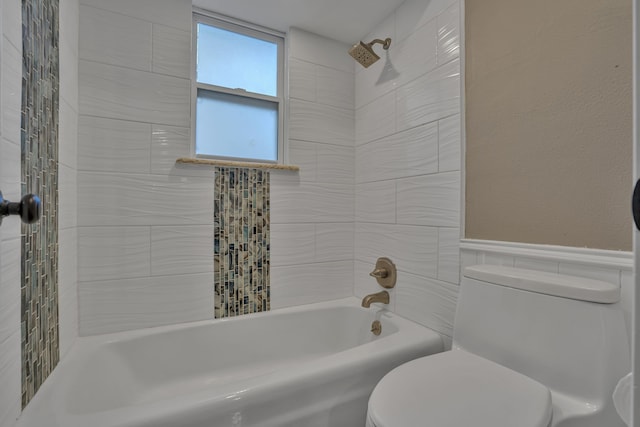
left=193, top=13, right=285, bottom=163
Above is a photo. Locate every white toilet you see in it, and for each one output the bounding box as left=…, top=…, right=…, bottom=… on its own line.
left=366, top=265, right=630, bottom=427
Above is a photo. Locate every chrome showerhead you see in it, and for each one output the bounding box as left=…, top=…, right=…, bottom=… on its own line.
left=348, top=38, right=391, bottom=68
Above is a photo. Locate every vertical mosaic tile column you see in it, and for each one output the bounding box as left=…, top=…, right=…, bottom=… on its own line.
left=214, top=167, right=270, bottom=318
left=21, top=0, right=60, bottom=408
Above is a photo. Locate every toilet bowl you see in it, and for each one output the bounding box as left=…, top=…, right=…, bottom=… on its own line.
left=366, top=265, right=630, bottom=427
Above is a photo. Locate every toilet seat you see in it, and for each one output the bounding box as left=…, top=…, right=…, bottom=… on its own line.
left=367, top=350, right=552, bottom=427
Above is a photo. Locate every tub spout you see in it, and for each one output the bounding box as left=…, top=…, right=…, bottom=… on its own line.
left=361, top=290, right=390, bottom=308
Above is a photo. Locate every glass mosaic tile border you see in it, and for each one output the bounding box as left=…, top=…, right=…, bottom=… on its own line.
left=214, top=167, right=270, bottom=318
left=21, top=0, right=60, bottom=408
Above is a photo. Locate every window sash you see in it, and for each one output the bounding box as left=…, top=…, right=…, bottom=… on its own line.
left=192, top=11, right=285, bottom=163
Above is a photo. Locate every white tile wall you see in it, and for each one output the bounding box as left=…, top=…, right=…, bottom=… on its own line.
left=267, top=29, right=356, bottom=311
left=354, top=0, right=461, bottom=343
left=74, top=0, right=462, bottom=344
left=1, top=0, right=79, bottom=422
left=76, top=5, right=357, bottom=334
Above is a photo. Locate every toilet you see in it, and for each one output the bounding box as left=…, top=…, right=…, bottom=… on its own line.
left=366, top=265, right=630, bottom=427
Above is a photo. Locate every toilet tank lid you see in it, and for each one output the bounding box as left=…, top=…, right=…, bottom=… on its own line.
left=464, top=265, right=620, bottom=303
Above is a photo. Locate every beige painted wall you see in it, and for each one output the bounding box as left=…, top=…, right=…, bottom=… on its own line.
left=465, top=0, right=632, bottom=251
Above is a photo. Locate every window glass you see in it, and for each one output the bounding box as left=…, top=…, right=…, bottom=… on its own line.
left=193, top=15, right=283, bottom=162
left=196, top=23, right=278, bottom=97
left=195, top=89, right=278, bottom=161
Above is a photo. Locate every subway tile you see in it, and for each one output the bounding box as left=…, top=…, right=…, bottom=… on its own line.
left=396, top=58, right=460, bottom=131
left=270, top=224, right=316, bottom=266
left=79, top=60, right=190, bottom=127
left=315, top=223, right=354, bottom=263
left=355, top=91, right=396, bottom=145
left=151, top=226, right=214, bottom=276
left=396, top=171, right=461, bottom=227
left=289, top=58, right=316, bottom=102
left=289, top=27, right=353, bottom=73
left=316, top=144, right=355, bottom=184
left=79, top=5, right=152, bottom=71
left=355, top=223, right=438, bottom=279
left=438, top=227, right=460, bottom=284
left=316, top=65, right=354, bottom=109
left=438, top=114, right=461, bottom=172
left=355, top=180, right=396, bottom=224
left=395, top=271, right=458, bottom=336
left=152, top=23, right=191, bottom=78
left=356, top=122, right=438, bottom=183
left=289, top=99, right=354, bottom=146
left=78, top=116, right=152, bottom=173
left=79, top=0, right=192, bottom=30
left=78, top=273, right=214, bottom=336
left=78, top=226, right=151, bottom=281
left=271, top=261, right=353, bottom=309
left=78, top=172, right=214, bottom=226
left=437, top=2, right=460, bottom=65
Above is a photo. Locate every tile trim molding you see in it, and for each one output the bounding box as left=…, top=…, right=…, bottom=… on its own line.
left=460, top=239, right=633, bottom=270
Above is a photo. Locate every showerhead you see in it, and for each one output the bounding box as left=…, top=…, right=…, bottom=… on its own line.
left=349, top=38, right=391, bottom=68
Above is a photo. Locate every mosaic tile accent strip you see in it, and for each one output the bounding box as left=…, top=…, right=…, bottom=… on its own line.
left=21, top=0, right=60, bottom=408
left=214, top=167, right=270, bottom=318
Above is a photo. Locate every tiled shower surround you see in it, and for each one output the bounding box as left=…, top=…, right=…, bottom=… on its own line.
left=214, top=167, right=270, bottom=318
left=20, top=0, right=60, bottom=408
left=74, top=0, right=463, bottom=344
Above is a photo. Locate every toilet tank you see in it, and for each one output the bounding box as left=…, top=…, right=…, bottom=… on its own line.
left=453, top=265, right=630, bottom=403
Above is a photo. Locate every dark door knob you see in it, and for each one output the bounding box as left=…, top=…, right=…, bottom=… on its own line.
left=0, top=191, right=42, bottom=225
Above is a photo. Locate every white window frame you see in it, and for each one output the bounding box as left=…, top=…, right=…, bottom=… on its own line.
left=191, top=10, right=286, bottom=164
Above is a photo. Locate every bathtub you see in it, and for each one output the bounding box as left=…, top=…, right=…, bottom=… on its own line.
left=17, top=298, right=443, bottom=427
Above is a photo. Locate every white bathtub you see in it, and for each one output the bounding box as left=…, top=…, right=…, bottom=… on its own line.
left=17, top=298, right=443, bottom=427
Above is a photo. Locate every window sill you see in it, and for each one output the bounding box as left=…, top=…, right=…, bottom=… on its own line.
left=175, top=157, right=299, bottom=171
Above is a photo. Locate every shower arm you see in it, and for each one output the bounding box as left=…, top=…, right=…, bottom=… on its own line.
left=367, top=38, right=392, bottom=50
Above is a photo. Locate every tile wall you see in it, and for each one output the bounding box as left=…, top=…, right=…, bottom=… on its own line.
left=354, top=0, right=462, bottom=347
left=21, top=0, right=61, bottom=407
left=0, top=0, right=78, bottom=423
left=214, top=167, right=270, bottom=318
left=270, top=28, right=355, bottom=309
left=76, top=0, right=214, bottom=335
left=76, top=4, right=357, bottom=334
left=0, top=1, right=24, bottom=423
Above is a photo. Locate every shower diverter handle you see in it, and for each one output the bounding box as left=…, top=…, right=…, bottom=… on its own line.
left=0, top=191, right=42, bottom=225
